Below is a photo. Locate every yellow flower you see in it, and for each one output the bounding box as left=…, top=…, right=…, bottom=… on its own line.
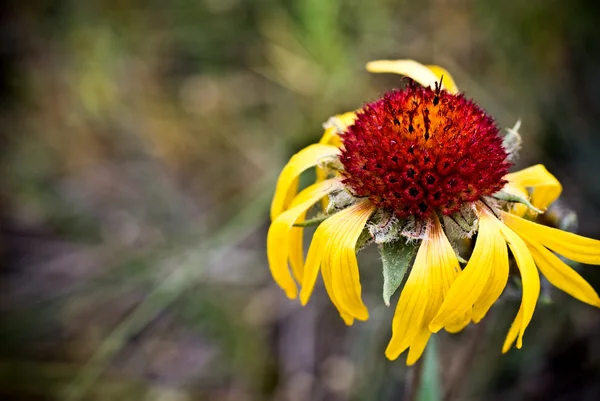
left=267, top=59, right=600, bottom=364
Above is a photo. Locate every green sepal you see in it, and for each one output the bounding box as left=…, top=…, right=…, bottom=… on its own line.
left=292, top=214, right=331, bottom=227
left=452, top=244, right=468, bottom=264
left=502, top=119, right=522, bottom=161
left=380, top=239, right=418, bottom=306
left=356, top=227, right=373, bottom=252
left=492, top=190, right=543, bottom=214
left=449, top=212, right=477, bottom=235
left=369, top=211, right=401, bottom=244
left=325, top=190, right=355, bottom=214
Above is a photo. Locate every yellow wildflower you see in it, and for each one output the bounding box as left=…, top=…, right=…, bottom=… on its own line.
left=267, top=59, right=600, bottom=364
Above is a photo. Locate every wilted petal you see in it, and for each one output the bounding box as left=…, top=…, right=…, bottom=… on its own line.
left=497, top=220, right=540, bottom=350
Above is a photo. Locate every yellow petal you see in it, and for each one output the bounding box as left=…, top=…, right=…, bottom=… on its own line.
left=300, top=200, right=374, bottom=323
left=336, top=111, right=358, bottom=127
left=502, top=212, right=600, bottom=265
left=385, top=235, right=429, bottom=360
left=316, top=112, right=357, bottom=209
left=366, top=60, right=442, bottom=90
left=301, top=214, right=354, bottom=325
left=406, top=330, right=432, bottom=366
left=502, top=305, right=523, bottom=353
left=430, top=212, right=499, bottom=331
left=426, top=64, right=459, bottom=94
left=300, top=217, right=327, bottom=306
left=328, top=201, right=374, bottom=320
left=472, top=216, right=509, bottom=323
left=319, top=111, right=357, bottom=147
left=386, top=216, right=460, bottom=362
left=288, top=225, right=305, bottom=284
left=497, top=220, right=540, bottom=350
left=270, top=144, right=340, bottom=220
left=318, top=127, right=341, bottom=148
left=444, top=312, right=472, bottom=334
left=527, top=242, right=600, bottom=307
left=267, top=179, right=340, bottom=299
left=321, top=235, right=355, bottom=325
left=505, top=164, right=562, bottom=212
left=287, top=179, right=333, bottom=284
left=283, top=177, right=299, bottom=211
left=315, top=166, right=330, bottom=210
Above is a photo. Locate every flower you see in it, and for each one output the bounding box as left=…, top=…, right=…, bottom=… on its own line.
left=267, top=59, right=600, bottom=365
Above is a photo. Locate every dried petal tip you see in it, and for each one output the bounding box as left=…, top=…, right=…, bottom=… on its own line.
left=341, top=81, right=510, bottom=219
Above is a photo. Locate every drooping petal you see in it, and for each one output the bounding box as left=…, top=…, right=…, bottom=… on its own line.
left=497, top=220, right=540, bottom=350
left=288, top=226, right=305, bottom=284
left=443, top=312, right=472, bottom=334
left=430, top=212, right=504, bottom=331
left=283, top=177, right=299, bottom=211
left=504, top=164, right=562, bottom=212
left=300, top=200, right=375, bottom=323
left=366, top=60, right=443, bottom=90
left=300, top=213, right=353, bottom=324
left=267, top=179, right=340, bottom=299
left=300, top=217, right=327, bottom=306
left=327, top=201, right=374, bottom=320
left=406, top=329, right=432, bottom=366
left=472, top=216, right=509, bottom=323
left=502, top=305, right=523, bottom=353
left=502, top=212, right=600, bottom=265
left=287, top=177, right=339, bottom=283
left=385, top=234, right=430, bottom=361
left=386, top=215, right=461, bottom=364
left=318, top=127, right=340, bottom=148
left=526, top=242, right=600, bottom=307
left=426, top=64, right=459, bottom=94
left=270, top=144, right=340, bottom=220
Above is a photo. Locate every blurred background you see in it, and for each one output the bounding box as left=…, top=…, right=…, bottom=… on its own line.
left=1, top=0, right=600, bottom=400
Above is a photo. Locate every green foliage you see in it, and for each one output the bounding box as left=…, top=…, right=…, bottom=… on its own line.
left=380, top=239, right=418, bottom=306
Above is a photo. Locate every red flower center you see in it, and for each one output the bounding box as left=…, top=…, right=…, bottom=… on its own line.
left=340, top=82, right=510, bottom=219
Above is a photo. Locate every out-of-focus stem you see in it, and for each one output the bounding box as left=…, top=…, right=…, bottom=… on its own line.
left=444, top=320, right=487, bottom=401
left=406, top=356, right=425, bottom=401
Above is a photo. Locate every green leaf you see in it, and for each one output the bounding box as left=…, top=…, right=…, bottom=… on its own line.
left=380, top=240, right=418, bottom=306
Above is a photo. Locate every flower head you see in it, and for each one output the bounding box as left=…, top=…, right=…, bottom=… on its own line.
left=267, top=59, right=600, bottom=365
left=341, top=83, right=509, bottom=218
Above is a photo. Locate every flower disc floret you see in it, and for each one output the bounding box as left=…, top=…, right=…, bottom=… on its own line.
left=340, top=82, right=510, bottom=218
